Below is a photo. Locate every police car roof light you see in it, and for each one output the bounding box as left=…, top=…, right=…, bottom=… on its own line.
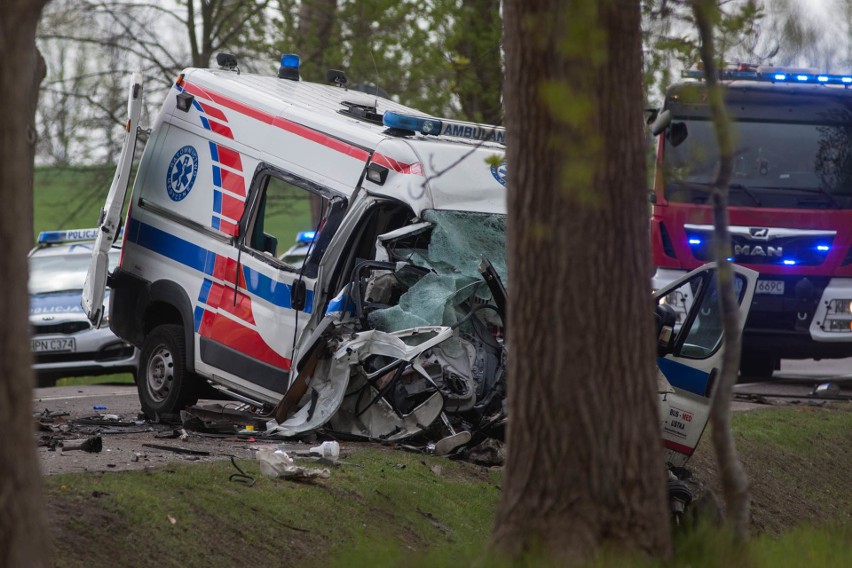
left=37, top=227, right=124, bottom=245
left=682, top=67, right=852, bottom=86
left=279, top=53, right=300, bottom=81
left=37, top=228, right=101, bottom=244
left=296, top=231, right=316, bottom=245
left=383, top=111, right=506, bottom=143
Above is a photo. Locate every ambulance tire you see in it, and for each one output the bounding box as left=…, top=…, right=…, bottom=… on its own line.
left=138, top=324, right=199, bottom=420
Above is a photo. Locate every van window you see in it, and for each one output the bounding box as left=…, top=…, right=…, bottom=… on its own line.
left=247, top=174, right=327, bottom=267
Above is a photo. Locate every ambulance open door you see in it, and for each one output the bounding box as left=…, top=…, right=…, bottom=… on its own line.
left=82, top=73, right=144, bottom=324
left=653, top=263, right=757, bottom=467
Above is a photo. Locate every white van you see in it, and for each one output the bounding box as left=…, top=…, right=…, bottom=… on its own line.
left=84, top=56, right=756, bottom=464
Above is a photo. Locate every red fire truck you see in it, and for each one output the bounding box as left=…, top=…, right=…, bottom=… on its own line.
left=650, top=65, right=852, bottom=378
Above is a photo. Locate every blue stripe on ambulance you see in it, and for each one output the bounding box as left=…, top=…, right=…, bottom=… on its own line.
left=127, top=218, right=313, bottom=314
left=656, top=357, right=710, bottom=397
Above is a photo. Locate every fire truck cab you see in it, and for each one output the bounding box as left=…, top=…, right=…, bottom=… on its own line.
left=651, top=65, right=852, bottom=378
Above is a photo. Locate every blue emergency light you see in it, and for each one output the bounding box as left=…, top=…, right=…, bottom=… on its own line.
left=382, top=111, right=506, bottom=144
left=682, top=68, right=852, bottom=85
left=279, top=53, right=300, bottom=81
left=296, top=231, right=316, bottom=245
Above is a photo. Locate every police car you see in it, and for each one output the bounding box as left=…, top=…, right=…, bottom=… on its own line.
left=278, top=231, right=315, bottom=268
left=29, top=229, right=139, bottom=387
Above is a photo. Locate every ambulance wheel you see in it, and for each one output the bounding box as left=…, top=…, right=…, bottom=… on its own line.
left=138, top=324, right=198, bottom=420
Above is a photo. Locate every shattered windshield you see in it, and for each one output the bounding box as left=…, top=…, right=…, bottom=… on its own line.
left=664, top=118, right=852, bottom=209
left=368, top=210, right=507, bottom=332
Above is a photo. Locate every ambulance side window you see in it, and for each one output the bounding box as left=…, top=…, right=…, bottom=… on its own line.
left=246, top=174, right=328, bottom=269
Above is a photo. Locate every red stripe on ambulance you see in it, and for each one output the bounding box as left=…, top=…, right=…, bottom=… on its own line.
left=183, top=81, right=369, bottom=161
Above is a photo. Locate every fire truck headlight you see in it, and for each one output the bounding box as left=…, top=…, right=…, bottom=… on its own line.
left=827, top=299, right=852, bottom=315
left=822, top=299, right=852, bottom=333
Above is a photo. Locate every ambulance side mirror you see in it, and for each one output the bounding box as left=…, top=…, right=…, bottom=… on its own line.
left=291, top=279, right=307, bottom=311
left=262, top=233, right=278, bottom=256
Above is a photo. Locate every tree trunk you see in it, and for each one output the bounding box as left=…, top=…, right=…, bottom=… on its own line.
left=296, top=0, right=338, bottom=82
left=0, top=1, right=51, bottom=566
left=297, top=0, right=338, bottom=227
left=492, top=0, right=671, bottom=563
left=692, top=0, right=751, bottom=542
left=452, top=0, right=503, bottom=125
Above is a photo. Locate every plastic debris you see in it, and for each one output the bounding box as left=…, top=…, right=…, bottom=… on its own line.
left=256, top=448, right=330, bottom=480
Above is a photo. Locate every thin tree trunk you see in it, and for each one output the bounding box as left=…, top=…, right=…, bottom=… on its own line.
left=453, top=0, right=503, bottom=125
left=492, top=0, right=671, bottom=563
left=0, top=1, right=51, bottom=566
left=297, top=0, right=338, bottom=227
left=691, top=0, right=751, bottom=541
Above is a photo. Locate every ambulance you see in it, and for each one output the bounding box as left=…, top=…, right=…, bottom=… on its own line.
left=83, top=54, right=755, bottom=464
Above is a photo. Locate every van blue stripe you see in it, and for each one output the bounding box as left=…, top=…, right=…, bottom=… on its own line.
left=213, top=190, right=222, bottom=213
left=129, top=218, right=208, bottom=273
left=212, top=165, right=222, bottom=187
left=241, top=265, right=313, bottom=314
left=208, top=141, right=219, bottom=162
left=192, top=99, right=203, bottom=112
left=127, top=218, right=311, bottom=313
left=193, top=306, right=204, bottom=331
left=200, top=116, right=211, bottom=130
left=656, top=357, right=710, bottom=397
left=198, top=278, right=213, bottom=304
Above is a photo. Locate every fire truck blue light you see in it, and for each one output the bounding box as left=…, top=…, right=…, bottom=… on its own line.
left=688, top=239, right=701, bottom=245
left=783, top=259, right=797, bottom=265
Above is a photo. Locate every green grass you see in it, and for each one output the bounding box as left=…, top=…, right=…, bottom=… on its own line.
left=34, top=166, right=117, bottom=240
left=55, top=373, right=135, bottom=387
left=43, top=407, right=852, bottom=567
left=47, top=447, right=501, bottom=568
left=731, top=405, right=852, bottom=457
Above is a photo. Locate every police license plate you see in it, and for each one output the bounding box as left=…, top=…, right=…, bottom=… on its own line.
left=756, top=280, right=785, bottom=295
left=31, top=338, right=76, bottom=353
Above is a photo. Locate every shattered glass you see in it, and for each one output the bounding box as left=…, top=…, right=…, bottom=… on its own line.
left=368, top=210, right=507, bottom=333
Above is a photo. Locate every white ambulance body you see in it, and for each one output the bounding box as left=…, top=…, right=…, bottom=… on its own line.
left=84, top=59, right=756, bottom=465
left=84, top=61, right=507, bottom=429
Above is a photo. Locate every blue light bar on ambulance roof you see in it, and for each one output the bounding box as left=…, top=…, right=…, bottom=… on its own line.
left=682, top=68, right=852, bottom=85
left=296, top=231, right=316, bottom=245
left=382, top=111, right=506, bottom=144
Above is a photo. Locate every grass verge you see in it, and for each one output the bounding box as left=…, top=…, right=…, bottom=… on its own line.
left=43, top=406, right=852, bottom=568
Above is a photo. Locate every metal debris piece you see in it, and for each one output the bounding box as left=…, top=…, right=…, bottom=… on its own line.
left=813, top=382, right=841, bottom=397
left=61, top=436, right=103, bottom=453
left=141, top=443, right=210, bottom=456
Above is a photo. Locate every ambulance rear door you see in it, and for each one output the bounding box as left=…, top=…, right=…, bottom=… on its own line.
left=82, top=73, right=144, bottom=324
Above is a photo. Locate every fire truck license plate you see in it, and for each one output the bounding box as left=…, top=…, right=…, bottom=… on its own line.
left=31, top=338, right=76, bottom=353
left=756, top=280, right=785, bottom=295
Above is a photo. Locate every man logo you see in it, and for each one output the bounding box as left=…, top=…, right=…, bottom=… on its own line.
left=749, top=227, right=770, bottom=239
left=166, top=146, right=199, bottom=201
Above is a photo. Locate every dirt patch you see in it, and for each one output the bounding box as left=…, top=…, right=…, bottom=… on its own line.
left=687, top=404, right=852, bottom=535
